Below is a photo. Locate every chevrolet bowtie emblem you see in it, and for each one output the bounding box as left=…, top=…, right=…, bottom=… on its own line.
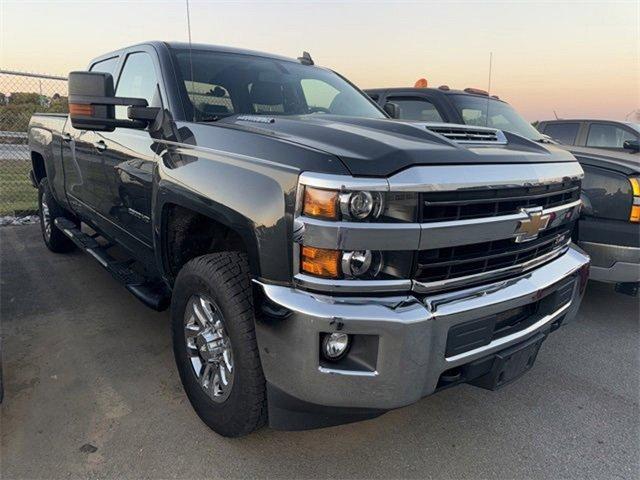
left=514, top=207, right=550, bottom=243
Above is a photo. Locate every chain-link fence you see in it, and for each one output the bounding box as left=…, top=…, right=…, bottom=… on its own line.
left=0, top=70, right=68, bottom=218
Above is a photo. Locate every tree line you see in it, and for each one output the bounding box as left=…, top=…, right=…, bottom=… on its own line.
left=0, top=92, right=68, bottom=135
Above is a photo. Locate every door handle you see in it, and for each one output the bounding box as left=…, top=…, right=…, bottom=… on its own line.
left=62, top=133, right=72, bottom=143
left=94, top=140, right=107, bottom=152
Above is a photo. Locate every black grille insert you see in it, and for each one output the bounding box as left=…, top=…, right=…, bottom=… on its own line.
left=415, top=224, right=572, bottom=284
left=420, top=180, right=580, bottom=223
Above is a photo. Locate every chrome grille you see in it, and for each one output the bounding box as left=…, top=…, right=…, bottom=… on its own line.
left=414, top=176, right=581, bottom=290
left=420, top=180, right=580, bottom=223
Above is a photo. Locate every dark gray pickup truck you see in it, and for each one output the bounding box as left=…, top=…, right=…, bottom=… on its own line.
left=29, top=41, right=589, bottom=436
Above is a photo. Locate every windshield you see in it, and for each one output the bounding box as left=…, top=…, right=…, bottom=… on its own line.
left=450, top=94, right=543, bottom=141
left=628, top=122, right=640, bottom=134
left=172, top=49, right=385, bottom=122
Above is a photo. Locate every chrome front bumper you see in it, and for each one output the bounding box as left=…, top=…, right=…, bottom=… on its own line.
left=255, top=246, right=589, bottom=411
left=579, top=241, right=640, bottom=283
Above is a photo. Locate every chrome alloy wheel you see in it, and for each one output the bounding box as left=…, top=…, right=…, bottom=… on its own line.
left=184, top=295, right=234, bottom=402
left=40, top=196, right=51, bottom=241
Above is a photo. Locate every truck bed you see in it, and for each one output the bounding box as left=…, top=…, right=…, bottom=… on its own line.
left=29, top=113, right=68, bottom=133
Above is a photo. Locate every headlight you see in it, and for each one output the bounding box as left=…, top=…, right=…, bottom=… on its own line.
left=301, top=245, right=384, bottom=279
left=340, top=191, right=384, bottom=220
left=341, top=250, right=382, bottom=279
left=302, top=187, right=415, bottom=222
left=301, top=246, right=383, bottom=279
left=300, top=246, right=411, bottom=281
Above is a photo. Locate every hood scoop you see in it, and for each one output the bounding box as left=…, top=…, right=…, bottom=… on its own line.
left=424, top=123, right=507, bottom=145
left=237, top=115, right=276, bottom=124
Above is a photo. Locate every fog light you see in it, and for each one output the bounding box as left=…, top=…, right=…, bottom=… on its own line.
left=322, top=332, right=350, bottom=360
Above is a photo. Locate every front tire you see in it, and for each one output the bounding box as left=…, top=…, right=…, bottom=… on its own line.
left=171, top=252, right=267, bottom=437
left=38, top=178, right=75, bottom=253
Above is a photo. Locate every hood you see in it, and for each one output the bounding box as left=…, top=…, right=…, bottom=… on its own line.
left=216, top=115, right=577, bottom=177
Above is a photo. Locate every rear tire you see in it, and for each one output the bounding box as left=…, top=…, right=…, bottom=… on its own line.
left=38, top=178, right=75, bottom=253
left=171, top=252, right=267, bottom=437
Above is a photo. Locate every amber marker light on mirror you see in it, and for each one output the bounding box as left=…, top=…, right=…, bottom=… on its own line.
left=303, top=187, right=339, bottom=220
left=629, top=177, right=640, bottom=223
left=69, top=103, right=94, bottom=116
left=301, top=246, right=341, bottom=278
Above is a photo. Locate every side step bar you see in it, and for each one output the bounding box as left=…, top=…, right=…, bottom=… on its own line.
left=54, top=218, right=171, bottom=311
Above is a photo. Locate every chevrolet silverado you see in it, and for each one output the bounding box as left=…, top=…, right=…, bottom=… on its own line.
left=29, top=42, right=589, bottom=436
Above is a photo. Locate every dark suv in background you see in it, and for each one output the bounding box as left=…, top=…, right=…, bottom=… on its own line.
left=365, top=86, right=547, bottom=143
left=366, top=86, right=640, bottom=294
left=537, top=119, right=640, bottom=154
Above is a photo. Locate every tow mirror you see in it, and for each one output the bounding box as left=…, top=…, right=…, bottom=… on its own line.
left=383, top=102, right=400, bottom=119
left=68, top=71, right=158, bottom=132
left=623, top=139, right=639, bottom=153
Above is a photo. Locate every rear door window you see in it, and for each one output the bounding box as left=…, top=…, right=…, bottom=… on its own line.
left=586, top=123, right=637, bottom=148
left=542, top=122, right=580, bottom=145
left=386, top=97, right=444, bottom=122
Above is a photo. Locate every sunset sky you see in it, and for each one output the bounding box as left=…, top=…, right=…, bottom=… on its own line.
left=1, top=0, right=638, bottom=122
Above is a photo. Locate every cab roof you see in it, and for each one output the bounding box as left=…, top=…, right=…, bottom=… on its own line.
left=90, top=40, right=301, bottom=66
left=365, top=86, right=508, bottom=103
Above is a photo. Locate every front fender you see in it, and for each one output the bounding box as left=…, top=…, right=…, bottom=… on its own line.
left=153, top=141, right=300, bottom=283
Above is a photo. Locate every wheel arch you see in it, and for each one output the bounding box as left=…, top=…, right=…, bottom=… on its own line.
left=31, top=150, right=47, bottom=183
left=157, top=197, right=262, bottom=284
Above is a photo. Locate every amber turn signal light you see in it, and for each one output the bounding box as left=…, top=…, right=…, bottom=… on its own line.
left=303, top=187, right=339, bottom=220
left=69, top=103, right=94, bottom=116
left=301, top=246, right=341, bottom=278
left=630, top=178, right=640, bottom=223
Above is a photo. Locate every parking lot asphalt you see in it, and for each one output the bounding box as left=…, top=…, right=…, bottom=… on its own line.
left=1, top=224, right=638, bottom=479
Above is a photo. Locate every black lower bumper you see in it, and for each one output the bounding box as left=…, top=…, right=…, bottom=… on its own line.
left=267, top=383, right=386, bottom=431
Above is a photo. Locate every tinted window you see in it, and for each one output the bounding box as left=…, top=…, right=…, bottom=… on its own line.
left=115, top=52, right=161, bottom=119
left=543, top=122, right=580, bottom=145
left=186, top=81, right=235, bottom=116
left=450, top=95, right=543, bottom=140
left=172, top=49, right=385, bottom=121
left=388, top=97, right=443, bottom=122
left=90, top=57, right=119, bottom=76
left=586, top=123, right=637, bottom=148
